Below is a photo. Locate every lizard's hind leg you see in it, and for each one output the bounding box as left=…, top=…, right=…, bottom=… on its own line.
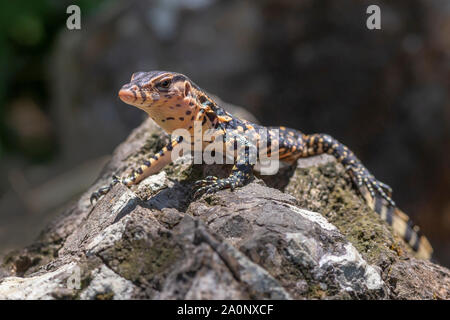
left=300, top=133, right=396, bottom=207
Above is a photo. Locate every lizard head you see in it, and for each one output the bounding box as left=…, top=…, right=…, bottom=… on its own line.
left=118, top=71, right=199, bottom=133
left=118, top=71, right=193, bottom=108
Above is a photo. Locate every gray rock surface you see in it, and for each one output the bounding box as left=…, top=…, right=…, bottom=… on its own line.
left=0, top=116, right=449, bottom=300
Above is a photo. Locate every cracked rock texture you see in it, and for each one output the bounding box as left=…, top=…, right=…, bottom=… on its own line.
left=0, top=103, right=449, bottom=300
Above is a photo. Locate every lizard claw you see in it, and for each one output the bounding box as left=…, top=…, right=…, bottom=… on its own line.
left=89, top=180, right=119, bottom=206
left=192, top=175, right=247, bottom=199
left=89, top=186, right=110, bottom=205
left=193, top=177, right=228, bottom=199
left=90, top=192, right=100, bottom=205
left=349, top=165, right=396, bottom=207
left=193, top=176, right=218, bottom=188
left=369, top=178, right=396, bottom=207
left=193, top=184, right=223, bottom=199
left=377, top=181, right=393, bottom=196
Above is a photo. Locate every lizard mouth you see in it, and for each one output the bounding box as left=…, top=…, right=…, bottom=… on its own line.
left=118, top=88, right=139, bottom=104
left=119, top=86, right=160, bottom=106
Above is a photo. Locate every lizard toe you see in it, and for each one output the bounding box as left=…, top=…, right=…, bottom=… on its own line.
left=90, top=192, right=100, bottom=205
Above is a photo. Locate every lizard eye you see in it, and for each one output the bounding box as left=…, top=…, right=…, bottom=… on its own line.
left=158, top=79, right=171, bottom=89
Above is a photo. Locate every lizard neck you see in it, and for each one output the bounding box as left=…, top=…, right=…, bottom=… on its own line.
left=143, top=85, right=223, bottom=135
left=143, top=92, right=202, bottom=134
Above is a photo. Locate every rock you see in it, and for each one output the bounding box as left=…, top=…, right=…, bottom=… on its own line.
left=0, top=114, right=449, bottom=299
left=45, top=0, right=450, bottom=267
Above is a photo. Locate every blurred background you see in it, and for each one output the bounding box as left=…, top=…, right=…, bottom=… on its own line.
left=0, top=0, right=449, bottom=267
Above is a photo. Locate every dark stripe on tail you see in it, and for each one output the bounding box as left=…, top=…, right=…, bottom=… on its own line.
left=386, top=205, right=394, bottom=226
left=354, top=178, right=432, bottom=259
left=404, top=221, right=413, bottom=243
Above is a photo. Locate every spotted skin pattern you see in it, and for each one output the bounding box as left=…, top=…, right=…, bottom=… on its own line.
left=90, top=71, right=433, bottom=259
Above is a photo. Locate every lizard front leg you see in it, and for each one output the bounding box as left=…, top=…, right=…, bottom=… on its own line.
left=90, top=137, right=183, bottom=204
left=193, top=134, right=255, bottom=197
left=193, top=163, right=254, bottom=198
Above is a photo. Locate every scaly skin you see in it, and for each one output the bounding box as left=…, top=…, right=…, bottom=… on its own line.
left=90, top=71, right=433, bottom=259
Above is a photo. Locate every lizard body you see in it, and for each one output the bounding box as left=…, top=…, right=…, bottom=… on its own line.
left=90, top=71, right=433, bottom=259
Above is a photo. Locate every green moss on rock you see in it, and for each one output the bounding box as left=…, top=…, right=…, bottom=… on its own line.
left=285, top=160, right=410, bottom=265
left=99, top=231, right=182, bottom=285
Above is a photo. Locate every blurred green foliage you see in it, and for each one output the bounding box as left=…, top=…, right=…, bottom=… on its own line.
left=0, top=0, right=109, bottom=161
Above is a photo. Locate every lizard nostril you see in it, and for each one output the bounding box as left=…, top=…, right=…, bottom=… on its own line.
left=118, top=89, right=136, bottom=102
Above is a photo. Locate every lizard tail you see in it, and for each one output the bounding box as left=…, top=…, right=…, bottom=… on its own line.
left=357, top=182, right=433, bottom=260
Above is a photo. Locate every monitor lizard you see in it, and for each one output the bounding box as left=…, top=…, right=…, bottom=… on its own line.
left=89, top=71, right=433, bottom=260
